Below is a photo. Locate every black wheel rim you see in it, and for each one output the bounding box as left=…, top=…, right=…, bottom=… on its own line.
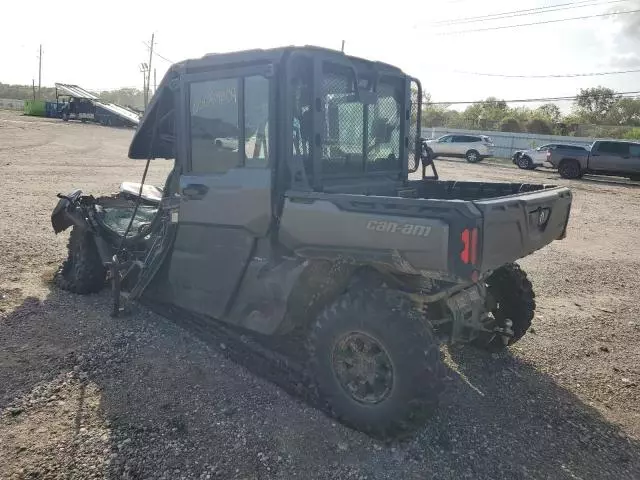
left=331, top=332, right=394, bottom=404
left=518, top=157, right=529, bottom=169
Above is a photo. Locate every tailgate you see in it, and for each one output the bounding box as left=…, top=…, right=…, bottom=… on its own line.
left=474, top=186, right=571, bottom=271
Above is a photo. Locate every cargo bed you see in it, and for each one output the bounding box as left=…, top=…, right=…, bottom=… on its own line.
left=280, top=180, right=571, bottom=281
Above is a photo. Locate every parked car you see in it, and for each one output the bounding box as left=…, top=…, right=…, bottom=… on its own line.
left=424, top=134, right=495, bottom=163
left=513, top=143, right=588, bottom=170
left=546, top=140, right=640, bottom=180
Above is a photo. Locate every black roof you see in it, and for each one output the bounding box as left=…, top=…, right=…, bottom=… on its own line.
left=185, top=45, right=404, bottom=75
left=129, top=46, right=407, bottom=159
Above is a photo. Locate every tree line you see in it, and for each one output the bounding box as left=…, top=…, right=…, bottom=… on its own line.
left=421, top=86, right=640, bottom=140
left=0, top=83, right=147, bottom=110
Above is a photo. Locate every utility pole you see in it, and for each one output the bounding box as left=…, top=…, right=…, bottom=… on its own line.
left=140, top=63, right=149, bottom=108
left=146, top=33, right=155, bottom=105
left=38, top=44, right=42, bottom=98
left=341, top=40, right=345, bottom=53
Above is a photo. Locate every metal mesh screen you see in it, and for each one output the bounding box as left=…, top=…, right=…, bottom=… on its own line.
left=322, top=72, right=364, bottom=175
left=366, top=82, right=401, bottom=172
left=408, top=79, right=421, bottom=173
left=321, top=67, right=403, bottom=176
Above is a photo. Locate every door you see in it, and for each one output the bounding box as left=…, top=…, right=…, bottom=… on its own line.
left=450, top=135, right=468, bottom=155
left=627, top=144, right=640, bottom=174
left=434, top=135, right=453, bottom=155
left=168, top=70, right=273, bottom=320
left=589, top=141, right=630, bottom=172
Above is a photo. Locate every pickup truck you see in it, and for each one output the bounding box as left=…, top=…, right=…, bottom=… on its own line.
left=547, top=140, right=640, bottom=180
left=50, top=46, right=572, bottom=437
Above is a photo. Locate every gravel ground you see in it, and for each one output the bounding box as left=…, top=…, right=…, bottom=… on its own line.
left=0, top=110, right=638, bottom=479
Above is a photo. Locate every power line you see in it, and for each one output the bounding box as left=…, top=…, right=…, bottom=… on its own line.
left=142, top=41, right=174, bottom=64
left=429, top=0, right=630, bottom=26
left=433, top=8, right=640, bottom=34
left=453, top=67, right=640, bottom=78
left=428, top=90, right=640, bottom=105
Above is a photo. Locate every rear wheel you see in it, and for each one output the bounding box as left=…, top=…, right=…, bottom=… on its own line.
left=308, top=288, right=445, bottom=436
left=517, top=156, right=533, bottom=170
left=475, top=263, right=536, bottom=351
left=465, top=149, right=481, bottom=163
left=558, top=159, right=582, bottom=179
left=55, top=227, right=106, bottom=294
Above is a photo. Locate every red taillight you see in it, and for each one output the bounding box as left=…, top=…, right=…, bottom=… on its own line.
left=460, top=228, right=479, bottom=265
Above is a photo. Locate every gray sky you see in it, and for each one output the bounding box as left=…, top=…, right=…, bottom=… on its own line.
left=2, top=0, right=640, bottom=107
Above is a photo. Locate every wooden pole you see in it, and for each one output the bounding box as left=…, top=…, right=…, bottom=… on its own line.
left=38, top=44, right=42, bottom=98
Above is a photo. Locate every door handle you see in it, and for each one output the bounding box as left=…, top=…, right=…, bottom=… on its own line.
left=182, top=183, right=209, bottom=199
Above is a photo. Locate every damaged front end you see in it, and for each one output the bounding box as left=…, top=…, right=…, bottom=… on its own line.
left=51, top=175, right=178, bottom=314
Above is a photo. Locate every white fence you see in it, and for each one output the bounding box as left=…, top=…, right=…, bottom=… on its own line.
left=423, top=127, right=595, bottom=159
left=0, top=98, right=25, bottom=111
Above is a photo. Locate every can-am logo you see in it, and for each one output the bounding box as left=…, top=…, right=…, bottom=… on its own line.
left=366, top=220, right=432, bottom=237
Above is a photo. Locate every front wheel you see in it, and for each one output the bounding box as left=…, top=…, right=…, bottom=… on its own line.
left=465, top=149, right=481, bottom=163
left=308, top=288, right=445, bottom=437
left=55, top=227, right=106, bottom=294
left=517, top=156, right=533, bottom=170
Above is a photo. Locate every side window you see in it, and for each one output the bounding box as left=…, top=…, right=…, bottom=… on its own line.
left=190, top=78, right=240, bottom=173
left=189, top=75, right=271, bottom=173
left=439, top=135, right=453, bottom=143
left=468, top=136, right=481, bottom=143
left=597, top=142, right=629, bottom=156
left=451, top=135, right=465, bottom=143
left=629, top=144, right=640, bottom=157
left=244, top=76, right=270, bottom=166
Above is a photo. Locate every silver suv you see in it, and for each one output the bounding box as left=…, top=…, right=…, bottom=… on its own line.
left=424, top=134, right=495, bottom=163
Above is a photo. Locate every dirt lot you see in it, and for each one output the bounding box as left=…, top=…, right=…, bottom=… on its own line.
left=0, top=110, right=638, bottom=479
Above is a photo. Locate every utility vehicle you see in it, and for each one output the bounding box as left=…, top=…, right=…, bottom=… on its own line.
left=51, top=46, right=572, bottom=435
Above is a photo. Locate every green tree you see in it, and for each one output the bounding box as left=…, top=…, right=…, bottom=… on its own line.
left=500, top=117, right=522, bottom=132
left=536, top=103, right=561, bottom=123
left=623, top=127, right=640, bottom=140
left=574, top=86, right=617, bottom=124
left=606, top=97, right=640, bottom=126
left=98, top=88, right=145, bottom=110
left=526, top=118, right=553, bottom=134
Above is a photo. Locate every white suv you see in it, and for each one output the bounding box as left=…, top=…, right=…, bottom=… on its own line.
left=424, top=134, right=495, bottom=163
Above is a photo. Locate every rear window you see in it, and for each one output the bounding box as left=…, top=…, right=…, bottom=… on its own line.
left=481, top=136, right=492, bottom=143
